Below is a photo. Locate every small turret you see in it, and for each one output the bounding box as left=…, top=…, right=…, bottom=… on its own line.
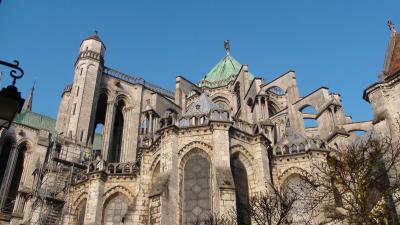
left=79, top=31, right=105, bottom=58
left=58, top=31, right=106, bottom=146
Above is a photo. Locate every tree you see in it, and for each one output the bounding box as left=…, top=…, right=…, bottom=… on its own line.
left=246, top=185, right=296, bottom=225
left=190, top=213, right=237, bottom=225
left=305, top=133, right=400, bottom=225
left=190, top=184, right=305, bottom=225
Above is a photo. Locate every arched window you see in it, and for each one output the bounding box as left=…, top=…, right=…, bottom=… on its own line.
left=268, top=101, right=279, bottom=117
left=283, top=145, right=289, bottom=154
left=151, top=162, right=161, bottom=186
left=300, top=105, right=317, bottom=128
left=234, top=83, right=241, bottom=109
left=283, top=174, right=312, bottom=225
left=183, top=154, right=211, bottom=224
left=109, top=100, right=125, bottom=162
left=231, top=155, right=251, bottom=225
left=213, top=96, right=230, bottom=111
left=215, top=101, right=228, bottom=110
left=0, top=137, right=14, bottom=188
left=77, top=199, right=87, bottom=225
left=103, top=194, right=129, bottom=225
left=5, top=142, right=27, bottom=212
left=221, top=112, right=228, bottom=120
left=211, top=111, right=220, bottom=120
left=246, top=98, right=253, bottom=107
left=276, top=147, right=282, bottom=155
left=299, top=143, right=306, bottom=152
left=290, top=144, right=298, bottom=154
left=93, top=93, right=108, bottom=148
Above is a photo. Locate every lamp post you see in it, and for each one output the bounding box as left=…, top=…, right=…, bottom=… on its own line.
left=0, top=60, right=25, bottom=129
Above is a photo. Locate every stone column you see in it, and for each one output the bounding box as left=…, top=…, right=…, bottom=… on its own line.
left=329, top=106, right=337, bottom=127
left=256, top=97, right=262, bottom=121
left=265, top=96, right=270, bottom=119
left=159, top=127, right=180, bottom=225
left=121, top=107, right=133, bottom=162
left=211, top=122, right=236, bottom=217
left=251, top=137, right=271, bottom=193
left=181, top=94, right=186, bottom=114
left=20, top=151, right=31, bottom=187
left=149, top=112, right=154, bottom=133
left=84, top=172, right=106, bottom=225
left=102, top=101, right=116, bottom=160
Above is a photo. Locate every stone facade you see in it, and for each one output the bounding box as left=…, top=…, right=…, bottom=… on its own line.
left=0, top=25, right=400, bottom=225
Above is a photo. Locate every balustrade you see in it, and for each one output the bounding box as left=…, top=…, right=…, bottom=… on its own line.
left=87, top=160, right=138, bottom=175
left=103, top=67, right=174, bottom=98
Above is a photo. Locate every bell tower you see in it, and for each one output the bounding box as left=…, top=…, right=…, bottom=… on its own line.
left=63, top=31, right=106, bottom=145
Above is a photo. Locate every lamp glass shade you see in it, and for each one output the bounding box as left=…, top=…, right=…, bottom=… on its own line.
left=0, top=85, right=25, bottom=129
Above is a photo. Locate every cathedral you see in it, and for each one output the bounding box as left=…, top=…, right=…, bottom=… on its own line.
left=0, top=22, right=400, bottom=225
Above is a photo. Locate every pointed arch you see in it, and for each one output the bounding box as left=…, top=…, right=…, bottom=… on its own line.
left=5, top=141, right=29, bottom=209
left=102, top=185, right=135, bottom=203
left=72, top=194, right=88, bottom=225
left=102, top=192, right=131, bottom=225
left=177, top=141, right=213, bottom=157
left=268, top=100, right=280, bottom=117
left=277, top=167, right=310, bottom=185
left=108, top=99, right=126, bottom=162
left=72, top=192, right=89, bottom=213
left=300, top=105, right=318, bottom=128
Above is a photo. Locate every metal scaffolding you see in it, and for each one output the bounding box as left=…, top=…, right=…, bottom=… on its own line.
left=28, top=135, right=88, bottom=225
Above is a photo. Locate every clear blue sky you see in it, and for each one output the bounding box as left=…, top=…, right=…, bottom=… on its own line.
left=0, top=1, right=399, bottom=122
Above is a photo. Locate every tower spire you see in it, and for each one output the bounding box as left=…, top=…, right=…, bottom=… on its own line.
left=22, top=81, right=35, bottom=111
left=388, top=20, right=397, bottom=33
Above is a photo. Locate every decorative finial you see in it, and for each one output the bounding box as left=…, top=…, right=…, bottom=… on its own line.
left=387, top=20, right=397, bottom=33
left=224, top=40, right=230, bottom=55
left=94, top=30, right=98, bottom=35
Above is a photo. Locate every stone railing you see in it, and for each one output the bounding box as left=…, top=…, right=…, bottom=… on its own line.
left=78, top=50, right=104, bottom=64
left=103, top=67, right=175, bottom=98
left=232, top=119, right=255, bottom=134
left=179, top=110, right=230, bottom=128
left=274, top=143, right=306, bottom=155
left=87, top=160, right=138, bottom=175
left=274, top=138, right=326, bottom=156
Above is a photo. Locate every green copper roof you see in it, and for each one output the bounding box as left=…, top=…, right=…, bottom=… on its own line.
left=15, top=110, right=57, bottom=135
left=199, top=54, right=254, bottom=88
left=14, top=110, right=102, bottom=149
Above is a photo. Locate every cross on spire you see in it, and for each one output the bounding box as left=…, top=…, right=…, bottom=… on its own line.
left=224, top=40, right=230, bottom=55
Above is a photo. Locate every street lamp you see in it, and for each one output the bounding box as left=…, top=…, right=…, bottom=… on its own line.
left=0, top=60, right=25, bottom=129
